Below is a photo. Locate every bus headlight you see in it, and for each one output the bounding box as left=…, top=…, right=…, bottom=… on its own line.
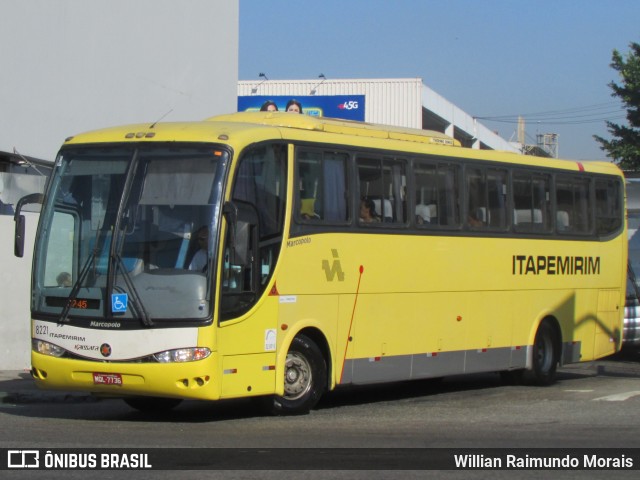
left=32, top=339, right=66, bottom=357
left=153, top=347, right=211, bottom=363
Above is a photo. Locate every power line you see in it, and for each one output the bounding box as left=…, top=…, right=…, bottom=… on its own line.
left=481, top=115, right=626, bottom=126
left=477, top=101, right=620, bottom=118
left=475, top=101, right=626, bottom=125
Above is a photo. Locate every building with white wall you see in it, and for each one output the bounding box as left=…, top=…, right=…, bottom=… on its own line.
left=2, top=0, right=238, bottom=161
left=238, top=77, right=521, bottom=153
left=0, top=1, right=239, bottom=369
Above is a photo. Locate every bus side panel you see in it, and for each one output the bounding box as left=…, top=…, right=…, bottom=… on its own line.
left=277, top=227, right=625, bottom=386
left=277, top=294, right=339, bottom=392
left=348, top=292, right=467, bottom=383
left=220, top=352, right=276, bottom=398
left=218, top=296, right=279, bottom=398
left=594, top=289, right=623, bottom=359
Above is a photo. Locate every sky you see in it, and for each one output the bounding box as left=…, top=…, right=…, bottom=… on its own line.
left=239, top=0, right=640, bottom=161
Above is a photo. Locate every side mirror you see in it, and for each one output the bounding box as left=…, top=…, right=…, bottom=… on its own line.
left=14, top=214, right=26, bottom=257
left=13, top=193, right=43, bottom=258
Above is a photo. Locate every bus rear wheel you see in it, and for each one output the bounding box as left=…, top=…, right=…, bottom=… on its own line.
left=528, top=321, right=559, bottom=386
left=263, top=334, right=327, bottom=415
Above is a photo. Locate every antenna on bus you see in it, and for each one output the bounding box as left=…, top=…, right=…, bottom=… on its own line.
left=149, top=109, right=173, bottom=129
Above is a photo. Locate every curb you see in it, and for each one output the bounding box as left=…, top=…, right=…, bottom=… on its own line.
left=1, top=391, right=98, bottom=405
left=0, top=371, right=96, bottom=405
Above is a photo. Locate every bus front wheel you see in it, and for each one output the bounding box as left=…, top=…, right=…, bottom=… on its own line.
left=264, top=334, right=327, bottom=415
left=528, top=321, right=559, bottom=386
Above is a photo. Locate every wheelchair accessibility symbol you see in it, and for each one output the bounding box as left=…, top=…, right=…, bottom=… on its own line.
left=111, top=293, right=128, bottom=313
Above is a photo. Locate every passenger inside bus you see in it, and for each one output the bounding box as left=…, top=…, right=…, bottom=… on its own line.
left=187, top=226, right=209, bottom=272
left=56, top=272, right=72, bottom=287
left=468, top=208, right=485, bottom=227
left=360, top=197, right=380, bottom=223
left=415, top=204, right=435, bottom=224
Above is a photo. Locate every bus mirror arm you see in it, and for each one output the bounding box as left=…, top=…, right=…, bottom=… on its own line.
left=13, top=193, right=44, bottom=258
left=223, top=201, right=238, bottom=265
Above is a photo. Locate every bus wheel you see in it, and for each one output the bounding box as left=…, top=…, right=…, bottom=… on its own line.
left=123, top=396, right=182, bottom=412
left=528, top=321, right=559, bottom=386
left=268, top=334, right=327, bottom=415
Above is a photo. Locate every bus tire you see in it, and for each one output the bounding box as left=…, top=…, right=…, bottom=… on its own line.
left=123, top=396, right=182, bottom=412
left=528, top=321, right=559, bottom=386
left=264, top=334, right=327, bottom=415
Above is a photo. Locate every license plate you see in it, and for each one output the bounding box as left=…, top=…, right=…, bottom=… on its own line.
left=93, top=372, right=123, bottom=386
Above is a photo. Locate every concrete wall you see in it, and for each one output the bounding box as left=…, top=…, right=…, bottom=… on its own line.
left=1, top=0, right=239, bottom=161
left=0, top=1, right=238, bottom=369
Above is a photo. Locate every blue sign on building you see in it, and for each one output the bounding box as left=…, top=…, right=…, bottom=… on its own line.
left=238, top=95, right=366, bottom=122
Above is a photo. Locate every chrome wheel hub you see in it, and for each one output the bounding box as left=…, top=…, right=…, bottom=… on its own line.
left=284, top=351, right=312, bottom=400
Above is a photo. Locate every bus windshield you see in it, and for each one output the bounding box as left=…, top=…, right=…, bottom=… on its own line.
left=33, top=144, right=229, bottom=325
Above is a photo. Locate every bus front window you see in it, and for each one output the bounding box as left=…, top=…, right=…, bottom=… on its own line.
left=33, top=145, right=229, bottom=325
left=43, top=211, right=75, bottom=287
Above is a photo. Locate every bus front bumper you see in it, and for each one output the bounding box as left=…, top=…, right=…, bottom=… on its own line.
left=30, top=351, right=221, bottom=401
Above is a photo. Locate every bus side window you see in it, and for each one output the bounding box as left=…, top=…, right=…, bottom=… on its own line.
left=296, top=149, right=349, bottom=223
left=413, top=160, right=460, bottom=227
left=466, top=167, right=486, bottom=228
left=297, top=150, right=322, bottom=220
left=555, top=176, right=592, bottom=234
left=465, top=166, right=507, bottom=230
left=222, top=144, right=287, bottom=318
left=595, top=178, right=623, bottom=235
left=233, top=144, right=287, bottom=238
left=357, top=155, right=406, bottom=224
left=512, top=171, right=552, bottom=233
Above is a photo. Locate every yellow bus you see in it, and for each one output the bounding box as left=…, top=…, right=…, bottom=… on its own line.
left=17, top=112, right=627, bottom=414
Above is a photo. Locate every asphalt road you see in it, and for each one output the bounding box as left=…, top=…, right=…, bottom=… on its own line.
left=1, top=348, right=639, bottom=479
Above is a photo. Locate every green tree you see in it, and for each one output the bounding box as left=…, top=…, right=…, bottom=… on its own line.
left=594, top=42, right=640, bottom=170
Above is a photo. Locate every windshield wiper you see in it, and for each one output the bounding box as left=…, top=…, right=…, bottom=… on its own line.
left=104, top=148, right=149, bottom=326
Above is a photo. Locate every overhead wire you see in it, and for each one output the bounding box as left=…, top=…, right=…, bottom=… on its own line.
left=475, top=101, right=627, bottom=125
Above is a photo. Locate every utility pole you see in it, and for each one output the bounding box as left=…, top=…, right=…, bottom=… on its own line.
left=517, top=116, right=526, bottom=153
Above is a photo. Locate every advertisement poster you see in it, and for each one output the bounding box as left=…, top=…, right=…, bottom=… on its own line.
left=238, top=95, right=365, bottom=121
